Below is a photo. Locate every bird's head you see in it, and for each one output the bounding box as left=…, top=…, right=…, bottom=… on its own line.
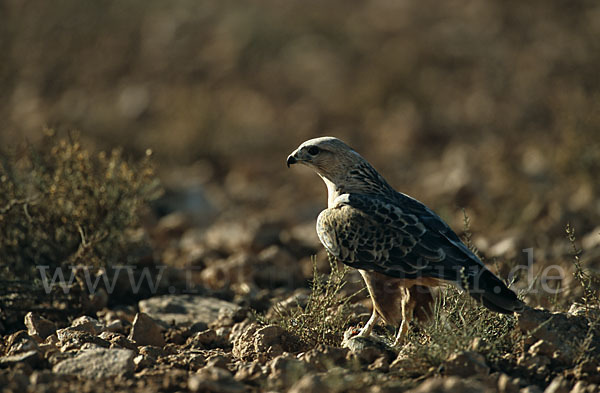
left=287, top=136, right=394, bottom=204
left=286, top=136, right=362, bottom=184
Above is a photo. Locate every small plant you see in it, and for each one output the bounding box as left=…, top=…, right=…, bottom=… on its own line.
left=565, top=223, right=600, bottom=365
left=0, top=130, right=161, bottom=325
left=461, top=208, right=479, bottom=257
left=0, top=130, right=161, bottom=279
left=259, top=255, right=356, bottom=349
left=395, top=285, right=519, bottom=375
left=566, top=223, right=600, bottom=312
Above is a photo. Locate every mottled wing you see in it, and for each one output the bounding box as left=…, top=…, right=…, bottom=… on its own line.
left=390, top=191, right=483, bottom=266
left=317, top=193, right=481, bottom=281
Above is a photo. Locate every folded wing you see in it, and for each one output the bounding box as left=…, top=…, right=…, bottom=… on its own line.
left=317, top=193, right=524, bottom=313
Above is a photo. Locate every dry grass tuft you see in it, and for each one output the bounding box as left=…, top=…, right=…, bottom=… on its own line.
left=258, top=255, right=357, bottom=349
left=0, top=130, right=161, bottom=324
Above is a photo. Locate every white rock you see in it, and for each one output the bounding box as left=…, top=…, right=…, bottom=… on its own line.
left=53, top=348, right=135, bottom=378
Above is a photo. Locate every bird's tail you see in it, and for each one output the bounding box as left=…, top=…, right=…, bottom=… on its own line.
left=465, top=269, right=525, bottom=314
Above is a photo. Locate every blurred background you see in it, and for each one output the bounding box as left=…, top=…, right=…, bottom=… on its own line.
left=2, top=0, right=600, bottom=268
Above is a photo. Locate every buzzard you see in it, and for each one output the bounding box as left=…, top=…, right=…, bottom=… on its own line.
left=287, top=136, right=524, bottom=345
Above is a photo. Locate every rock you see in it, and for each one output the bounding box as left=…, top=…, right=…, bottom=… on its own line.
left=98, top=331, right=138, bottom=350
left=544, top=376, right=571, bottom=393
left=0, top=369, right=30, bottom=391
left=133, top=354, right=152, bottom=370
left=47, top=351, right=72, bottom=367
left=232, top=324, right=299, bottom=361
left=441, top=351, right=489, bottom=377
left=188, top=366, right=245, bottom=393
left=288, top=373, right=330, bottom=393
left=6, top=331, right=39, bottom=355
left=287, top=369, right=359, bottom=393
left=53, top=348, right=135, bottom=378
left=104, top=320, right=124, bottom=334
left=56, top=327, right=79, bottom=343
left=164, top=350, right=206, bottom=371
left=520, top=386, right=543, bottom=393
left=233, top=361, right=263, bottom=383
left=229, top=320, right=254, bottom=344
left=185, top=351, right=206, bottom=371
left=569, top=381, right=597, bottom=393
left=498, top=373, right=521, bottom=393
left=139, top=295, right=240, bottom=326
left=527, top=339, right=571, bottom=365
left=128, top=312, right=165, bottom=347
left=201, top=252, right=255, bottom=290
left=56, top=328, right=110, bottom=352
left=518, top=308, right=591, bottom=365
left=29, top=370, right=54, bottom=386
left=164, top=328, right=186, bottom=345
left=215, top=327, right=231, bottom=341
left=268, top=355, right=310, bottom=388
left=529, top=340, right=556, bottom=358
left=190, top=321, right=209, bottom=333
left=406, top=376, right=494, bottom=393
left=210, top=306, right=248, bottom=329
left=38, top=338, right=59, bottom=361
left=71, top=316, right=105, bottom=335
left=24, top=313, right=56, bottom=340
left=301, top=345, right=349, bottom=371
left=207, top=354, right=229, bottom=369
left=139, top=345, right=165, bottom=359
left=0, top=350, right=42, bottom=368
left=188, top=329, right=216, bottom=346
left=517, top=354, right=551, bottom=375
left=133, top=346, right=160, bottom=372
left=253, top=325, right=292, bottom=357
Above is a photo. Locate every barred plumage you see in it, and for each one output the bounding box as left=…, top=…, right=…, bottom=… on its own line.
left=287, top=136, right=524, bottom=345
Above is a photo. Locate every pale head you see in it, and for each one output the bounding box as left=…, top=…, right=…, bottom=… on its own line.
left=286, top=137, right=361, bottom=183
left=287, top=136, right=392, bottom=206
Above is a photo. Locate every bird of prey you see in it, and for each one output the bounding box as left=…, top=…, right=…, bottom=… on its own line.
left=287, top=136, right=524, bottom=345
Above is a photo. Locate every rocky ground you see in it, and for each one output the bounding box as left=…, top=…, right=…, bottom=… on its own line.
left=1, top=203, right=599, bottom=393
left=2, top=291, right=599, bottom=393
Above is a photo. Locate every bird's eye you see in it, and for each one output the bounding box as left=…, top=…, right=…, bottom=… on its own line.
left=307, top=146, right=320, bottom=155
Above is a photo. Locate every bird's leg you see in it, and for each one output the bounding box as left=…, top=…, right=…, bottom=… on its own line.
left=356, top=310, right=379, bottom=338
left=393, top=289, right=415, bottom=346
left=393, top=319, right=410, bottom=346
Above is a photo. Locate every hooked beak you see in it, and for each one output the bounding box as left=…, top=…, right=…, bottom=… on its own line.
left=286, top=154, right=298, bottom=168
